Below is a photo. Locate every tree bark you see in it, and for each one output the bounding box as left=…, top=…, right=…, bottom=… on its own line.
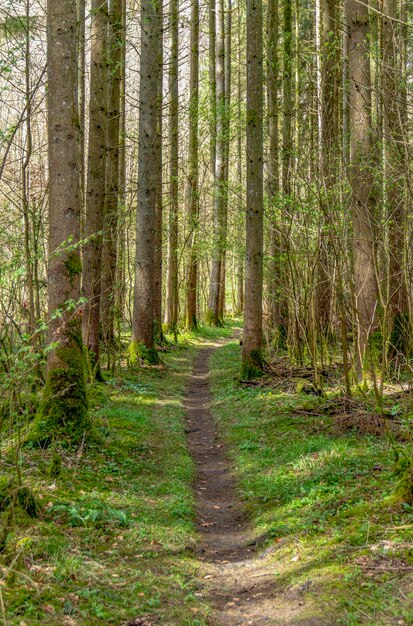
left=347, top=0, right=378, bottom=378
left=153, top=6, right=164, bottom=340
left=266, top=0, right=280, bottom=330
left=32, top=0, right=90, bottom=444
left=208, top=0, right=226, bottom=326
left=82, top=0, right=108, bottom=380
left=132, top=0, right=162, bottom=362
left=164, top=0, right=179, bottom=334
left=382, top=0, right=409, bottom=359
left=101, top=0, right=125, bottom=365
left=241, top=0, right=264, bottom=378
left=185, top=0, right=199, bottom=330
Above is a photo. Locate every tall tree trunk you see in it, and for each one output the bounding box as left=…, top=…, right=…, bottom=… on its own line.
left=382, top=0, right=409, bottom=359
left=32, top=0, right=90, bottom=444
left=347, top=0, right=378, bottom=379
left=82, top=0, right=108, bottom=381
left=235, top=0, right=244, bottom=318
left=316, top=0, right=340, bottom=337
left=22, top=0, right=35, bottom=337
left=76, top=0, right=86, bottom=223
left=132, top=0, right=162, bottom=362
left=266, top=0, right=280, bottom=330
left=164, top=0, right=179, bottom=334
left=218, top=0, right=232, bottom=323
left=242, top=0, right=264, bottom=378
left=185, top=0, right=199, bottom=330
left=153, top=7, right=164, bottom=341
left=208, top=0, right=225, bottom=325
left=101, top=0, right=125, bottom=367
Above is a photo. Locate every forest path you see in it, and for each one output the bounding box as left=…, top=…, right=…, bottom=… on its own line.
left=185, top=343, right=312, bottom=625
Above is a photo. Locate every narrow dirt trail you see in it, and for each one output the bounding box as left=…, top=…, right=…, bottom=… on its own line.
left=184, top=344, right=316, bottom=626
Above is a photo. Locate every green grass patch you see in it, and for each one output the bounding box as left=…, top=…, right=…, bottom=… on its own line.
left=210, top=340, right=413, bottom=625
left=0, top=344, right=210, bottom=625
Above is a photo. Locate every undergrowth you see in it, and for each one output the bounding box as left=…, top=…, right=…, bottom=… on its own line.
left=0, top=342, right=211, bottom=625
left=210, top=340, right=413, bottom=625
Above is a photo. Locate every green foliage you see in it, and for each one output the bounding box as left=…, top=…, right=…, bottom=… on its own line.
left=64, top=251, right=82, bottom=284
left=211, top=340, right=413, bottom=624
left=0, top=340, right=209, bottom=624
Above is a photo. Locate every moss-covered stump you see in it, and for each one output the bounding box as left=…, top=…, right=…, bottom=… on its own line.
left=28, top=344, right=93, bottom=447
left=128, top=339, right=160, bottom=366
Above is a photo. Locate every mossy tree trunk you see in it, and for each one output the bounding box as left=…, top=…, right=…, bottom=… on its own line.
left=241, top=0, right=264, bottom=379
left=82, top=0, right=108, bottom=381
left=101, top=0, right=125, bottom=369
left=33, top=0, right=91, bottom=445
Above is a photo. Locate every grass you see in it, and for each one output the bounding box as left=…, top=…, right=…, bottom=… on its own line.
left=210, top=339, right=413, bottom=625
left=3, top=321, right=412, bottom=624
left=0, top=341, right=211, bottom=625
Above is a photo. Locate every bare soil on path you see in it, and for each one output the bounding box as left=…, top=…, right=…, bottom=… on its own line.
left=184, top=343, right=328, bottom=626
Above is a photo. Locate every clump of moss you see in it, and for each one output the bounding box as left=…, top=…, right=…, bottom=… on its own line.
left=128, top=339, right=159, bottom=366
left=0, top=481, right=39, bottom=518
left=64, top=251, right=82, bottom=284
left=48, top=452, right=62, bottom=479
left=384, top=446, right=413, bottom=506
left=28, top=340, right=94, bottom=447
left=240, top=348, right=264, bottom=381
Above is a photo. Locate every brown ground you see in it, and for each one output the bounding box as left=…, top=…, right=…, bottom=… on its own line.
left=185, top=344, right=331, bottom=626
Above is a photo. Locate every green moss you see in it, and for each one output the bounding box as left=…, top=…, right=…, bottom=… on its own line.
left=48, top=452, right=62, bottom=478
left=206, top=309, right=224, bottom=327
left=29, top=342, right=93, bottom=447
left=0, top=482, right=39, bottom=518
left=64, top=252, right=82, bottom=284
left=240, top=348, right=264, bottom=380
left=84, top=347, right=104, bottom=383
left=128, top=340, right=160, bottom=366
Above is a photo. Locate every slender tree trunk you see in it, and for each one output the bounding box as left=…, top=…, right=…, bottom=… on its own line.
left=185, top=0, right=199, bottom=330
left=382, top=0, right=409, bottom=359
left=132, top=0, right=162, bottom=362
left=22, top=0, right=35, bottom=336
left=82, top=0, right=108, bottom=380
left=208, top=0, right=225, bottom=325
left=218, top=0, right=232, bottom=323
left=266, top=0, right=280, bottom=330
left=241, top=0, right=264, bottom=378
left=76, top=0, right=86, bottom=223
left=33, top=0, right=90, bottom=444
left=316, top=0, right=339, bottom=337
left=164, top=0, right=179, bottom=334
left=101, top=0, right=125, bottom=366
left=153, top=7, right=164, bottom=340
left=347, top=0, right=378, bottom=379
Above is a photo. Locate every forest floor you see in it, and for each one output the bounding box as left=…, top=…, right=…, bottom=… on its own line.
left=1, top=323, right=413, bottom=624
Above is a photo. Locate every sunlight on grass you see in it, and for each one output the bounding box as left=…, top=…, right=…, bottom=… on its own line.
left=210, top=341, right=413, bottom=625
